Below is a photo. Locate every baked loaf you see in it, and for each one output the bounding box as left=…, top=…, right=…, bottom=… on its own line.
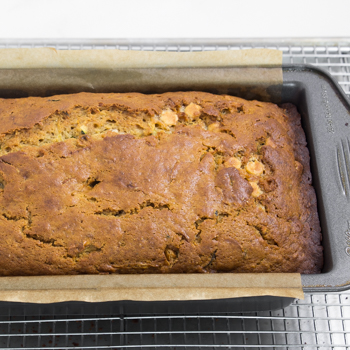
left=0, top=92, right=322, bottom=275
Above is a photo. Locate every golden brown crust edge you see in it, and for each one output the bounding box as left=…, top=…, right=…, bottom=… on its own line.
left=0, top=92, right=323, bottom=275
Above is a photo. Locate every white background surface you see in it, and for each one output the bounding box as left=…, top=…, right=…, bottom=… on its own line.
left=0, top=0, right=349, bottom=39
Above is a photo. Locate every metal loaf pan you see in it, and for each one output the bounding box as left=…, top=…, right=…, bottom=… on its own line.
left=281, top=65, right=350, bottom=294
left=0, top=64, right=348, bottom=314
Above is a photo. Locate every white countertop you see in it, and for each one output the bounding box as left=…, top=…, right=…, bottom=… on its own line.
left=0, top=0, right=349, bottom=39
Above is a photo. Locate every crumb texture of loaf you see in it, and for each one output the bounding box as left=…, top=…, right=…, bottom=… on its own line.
left=0, top=92, right=323, bottom=275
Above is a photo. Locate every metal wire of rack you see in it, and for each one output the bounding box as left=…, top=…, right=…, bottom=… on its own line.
left=0, top=39, right=349, bottom=349
left=0, top=293, right=349, bottom=349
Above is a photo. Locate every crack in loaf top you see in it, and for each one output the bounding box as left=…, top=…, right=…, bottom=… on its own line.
left=0, top=91, right=323, bottom=275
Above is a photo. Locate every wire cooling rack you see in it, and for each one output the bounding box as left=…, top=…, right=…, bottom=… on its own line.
left=0, top=293, right=349, bottom=349
left=0, top=39, right=349, bottom=349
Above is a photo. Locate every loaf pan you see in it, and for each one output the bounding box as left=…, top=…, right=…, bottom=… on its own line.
left=281, top=65, right=350, bottom=293
left=0, top=64, right=348, bottom=314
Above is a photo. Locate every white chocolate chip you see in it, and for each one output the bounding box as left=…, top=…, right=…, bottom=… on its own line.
left=294, top=160, right=303, bottom=175
left=250, top=181, right=263, bottom=197
left=79, top=125, right=88, bottom=135
left=111, top=129, right=119, bottom=133
left=160, top=109, right=178, bottom=126
left=266, top=137, right=276, bottom=148
left=246, top=160, right=264, bottom=175
left=225, top=157, right=242, bottom=169
left=184, top=103, right=202, bottom=119
left=256, top=202, right=266, bottom=212
left=207, top=122, right=220, bottom=132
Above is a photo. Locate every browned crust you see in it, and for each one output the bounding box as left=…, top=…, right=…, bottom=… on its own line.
left=0, top=92, right=323, bottom=275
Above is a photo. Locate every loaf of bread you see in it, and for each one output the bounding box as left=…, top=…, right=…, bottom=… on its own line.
left=0, top=92, right=322, bottom=275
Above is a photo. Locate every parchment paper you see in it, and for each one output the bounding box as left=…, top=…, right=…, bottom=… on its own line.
left=0, top=274, right=303, bottom=303
left=0, top=48, right=282, bottom=68
left=0, top=48, right=283, bottom=102
left=0, top=48, right=303, bottom=303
